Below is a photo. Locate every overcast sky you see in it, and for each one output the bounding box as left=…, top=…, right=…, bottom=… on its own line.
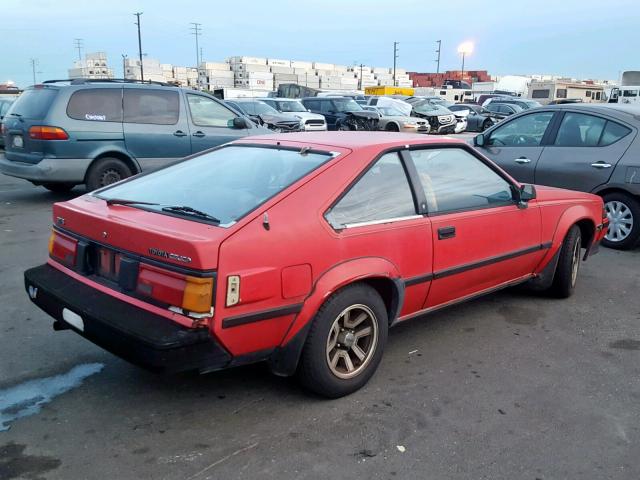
left=2, top=0, right=637, bottom=88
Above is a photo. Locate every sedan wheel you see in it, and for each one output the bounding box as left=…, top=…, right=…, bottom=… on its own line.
left=605, top=200, right=633, bottom=243
left=601, top=192, right=640, bottom=250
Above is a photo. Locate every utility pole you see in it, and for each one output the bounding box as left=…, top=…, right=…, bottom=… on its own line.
left=190, top=23, right=202, bottom=68
left=435, top=40, right=441, bottom=74
left=121, top=54, right=127, bottom=79
left=73, top=38, right=83, bottom=61
left=134, top=12, right=144, bottom=81
left=359, top=63, right=364, bottom=90
left=393, top=42, right=399, bottom=87
left=30, top=58, right=39, bottom=85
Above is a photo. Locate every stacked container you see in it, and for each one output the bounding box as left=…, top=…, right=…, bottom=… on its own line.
left=68, top=52, right=114, bottom=80
left=198, top=62, right=234, bottom=89
left=228, top=56, right=274, bottom=91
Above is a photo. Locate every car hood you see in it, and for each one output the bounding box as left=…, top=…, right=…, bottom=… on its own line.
left=258, top=113, right=300, bottom=124
left=344, top=111, right=379, bottom=120
left=288, top=112, right=324, bottom=121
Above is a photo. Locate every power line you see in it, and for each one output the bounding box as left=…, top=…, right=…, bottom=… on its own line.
left=435, top=40, right=441, bottom=74
left=134, top=12, right=144, bottom=81
left=393, top=42, right=399, bottom=87
left=190, top=22, right=202, bottom=68
left=29, top=58, right=39, bottom=85
left=73, top=38, right=83, bottom=61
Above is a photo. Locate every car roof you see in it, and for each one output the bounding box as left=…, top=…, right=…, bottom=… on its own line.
left=261, top=97, right=300, bottom=101
left=236, top=131, right=463, bottom=150
left=541, top=103, right=640, bottom=121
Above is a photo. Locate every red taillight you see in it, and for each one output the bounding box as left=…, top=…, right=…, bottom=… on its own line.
left=49, top=229, right=77, bottom=267
left=29, top=126, right=69, bottom=140
left=136, top=263, right=213, bottom=315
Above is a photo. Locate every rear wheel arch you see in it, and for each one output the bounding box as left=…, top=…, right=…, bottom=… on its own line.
left=86, top=151, right=140, bottom=180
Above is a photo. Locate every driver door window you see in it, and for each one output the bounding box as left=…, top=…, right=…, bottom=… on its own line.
left=186, top=94, right=237, bottom=128
left=488, top=111, right=554, bottom=147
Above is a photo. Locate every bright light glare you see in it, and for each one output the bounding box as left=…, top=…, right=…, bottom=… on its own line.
left=457, top=42, right=474, bottom=56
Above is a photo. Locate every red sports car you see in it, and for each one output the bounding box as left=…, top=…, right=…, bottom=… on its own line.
left=25, top=132, right=608, bottom=397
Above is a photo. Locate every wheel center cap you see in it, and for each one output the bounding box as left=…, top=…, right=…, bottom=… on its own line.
left=339, top=331, right=356, bottom=348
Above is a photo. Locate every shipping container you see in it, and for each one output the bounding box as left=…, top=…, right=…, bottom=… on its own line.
left=365, top=86, right=415, bottom=96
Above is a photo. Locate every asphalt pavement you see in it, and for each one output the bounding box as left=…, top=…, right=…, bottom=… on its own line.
left=1, top=171, right=639, bottom=480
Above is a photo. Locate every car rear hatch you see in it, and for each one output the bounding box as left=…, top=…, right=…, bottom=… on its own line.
left=3, top=85, right=60, bottom=164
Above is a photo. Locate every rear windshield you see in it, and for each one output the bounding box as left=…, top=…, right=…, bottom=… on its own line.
left=8, top=88, right=58, bottom=119
left=97, top=145, right=333, bottom=226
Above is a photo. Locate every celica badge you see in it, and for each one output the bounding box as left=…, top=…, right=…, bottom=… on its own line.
left=148, top=247, right=192, bottom=264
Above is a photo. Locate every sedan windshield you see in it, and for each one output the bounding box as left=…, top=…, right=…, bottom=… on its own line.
left=241, top=101, right=280, bottom=115
left=276, top=101, right=307, bottom=113
left=332, top=99, right=363, bottom=112
left=378, top=107, right=405, bottom=117
left=97, top=146, right=332, bottom=226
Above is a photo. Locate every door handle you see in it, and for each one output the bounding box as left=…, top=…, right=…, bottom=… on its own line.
left=192, top=131, right=205, bottom=138
left=591, top=162, right=612, bottom=169
left=438, top=226, right=456, bottom=240
left=514, top=157, right=531, bottom=164
left=173, top=130, right=187, bottom=137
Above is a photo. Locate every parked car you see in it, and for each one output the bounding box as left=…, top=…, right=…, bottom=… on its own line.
left=225, top=99, right=302, bottom=133
left=0, top=79, right=263, bottom=192
left=259, top=98, right=327, bottom=131
left=362, top=105, right=430, bottom=133
left=0, top=98, right=15, bottom=148
left=474, top=103, right=640, bottom=249
left=410, top=100, right=457, bottom=134
left=448, top=104, right=497, bottom=132
left=301, top=97, right=378, bottom=131
left=485, top=102, right=524, bottom=120
left=484, top=98, right=542, bottom=110
left=24, top=132, right=606, bottom=398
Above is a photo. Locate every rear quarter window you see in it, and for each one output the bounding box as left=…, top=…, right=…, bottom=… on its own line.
left=599, top=121, right=632, bottom=146
left=67, top=88, right=123, bottom=122
left=8, top=88, right=58, bottom=119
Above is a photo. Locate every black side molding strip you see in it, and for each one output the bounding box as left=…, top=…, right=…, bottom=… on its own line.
left=404, top=242, right=552, bottom=286
left=222, top=303, right=303, bottom=329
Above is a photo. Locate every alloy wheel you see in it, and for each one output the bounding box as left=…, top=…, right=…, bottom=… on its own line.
left=605, top=200, right=633, bottom=243
left=326, top=304, right=378, bottom=379
left=570, top=235, right=581, bottom=287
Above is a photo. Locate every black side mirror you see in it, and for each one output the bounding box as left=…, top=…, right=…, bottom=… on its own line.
left=230, top=117, right=249, bottom=129
left=474, top=133, right=485, bottom=147
left=515, top=184, right=536, bottom=209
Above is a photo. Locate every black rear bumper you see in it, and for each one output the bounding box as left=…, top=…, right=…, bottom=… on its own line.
left=24, top=264, right=231, bottom=373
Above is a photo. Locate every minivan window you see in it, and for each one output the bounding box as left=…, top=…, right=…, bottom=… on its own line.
left=186, top=94, right=236, bottom=127
left=67, top=88, right=123, bottom=122
left=97, top=146, right=332, bottom=226
left=123, top=89, right=179, bottom=125
left=8, top=88, right=58, bottom=119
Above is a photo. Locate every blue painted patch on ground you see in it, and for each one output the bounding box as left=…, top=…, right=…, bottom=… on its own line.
left=0, top=363, right=104, bottom=432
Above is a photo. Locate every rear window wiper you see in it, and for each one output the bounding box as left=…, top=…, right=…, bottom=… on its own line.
left=105, top=198, right=159, bottom=206
left=161, top=205, right=221, bottom=224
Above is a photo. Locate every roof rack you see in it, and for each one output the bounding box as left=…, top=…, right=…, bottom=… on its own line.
left=41, top=78, right=177, bottom=87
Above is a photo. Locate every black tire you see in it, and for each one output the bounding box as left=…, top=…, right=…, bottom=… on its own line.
left=385, top=123, right=400, bottom=132
left=601, top=192, right=640, bottom=250
left=297, top=284, right=388, bottom=398
left=337, top=123, right=351, bottom=131
left=548, top=225, right=582, bottom=298
left=481, top=119, right=492, bottom=131
left=42, top=182, right=75, bottom=193
left=85, top=157, right=132, bottom=192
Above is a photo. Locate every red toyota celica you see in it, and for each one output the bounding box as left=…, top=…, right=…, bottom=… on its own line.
left=25, top=132, right=608, bottom=397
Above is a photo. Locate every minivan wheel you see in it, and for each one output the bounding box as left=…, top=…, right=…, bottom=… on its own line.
left=42, top=182, right=75, bottom=193
left=602, top=192, right=640, bottom=250
left=547, top=225, right=582, bottom=298
left=297, top=284, right=388, bottom=398
left=86, top=157, right=132, bottom=191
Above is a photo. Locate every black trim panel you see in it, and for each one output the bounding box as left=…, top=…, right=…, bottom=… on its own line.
left=222, top=303, right=303, bottom=329
left=403, top=242, right=552, bottom=286
left=434, top=243, right=552, bottom=280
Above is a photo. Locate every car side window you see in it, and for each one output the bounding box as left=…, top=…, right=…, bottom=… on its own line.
left=320, top=101, right=333, bottom=114
left=123, top=89, right=179, bottom=125
left=599, top=121, right=631, bottom=146
left=67, top=88, right=123, bottom=122
left=303, top=100, right=318, bottom=111
left=554, top=112, right=606, bottom=147
left=488, top=112, right=554, bottom=147
left=326, top=152, right=416, bottom=228
left=186, top=94, right=236, bottom=127
left=411, top=148, right=514, bottom=214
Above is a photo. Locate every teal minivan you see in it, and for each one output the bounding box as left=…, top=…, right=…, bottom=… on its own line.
left=0, top=79, right=265, bottom=192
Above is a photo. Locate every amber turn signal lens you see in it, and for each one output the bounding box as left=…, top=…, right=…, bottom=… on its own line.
left=48, top=230, right=55, bottom=255
left=182, top=276, right=214, bottom=314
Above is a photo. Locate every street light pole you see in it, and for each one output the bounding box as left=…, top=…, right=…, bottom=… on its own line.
left=435, top=40, right=441, bottom=74
left=134, top=12, right=144, bottom=82
left=461, top=52, right=465, bottom=81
